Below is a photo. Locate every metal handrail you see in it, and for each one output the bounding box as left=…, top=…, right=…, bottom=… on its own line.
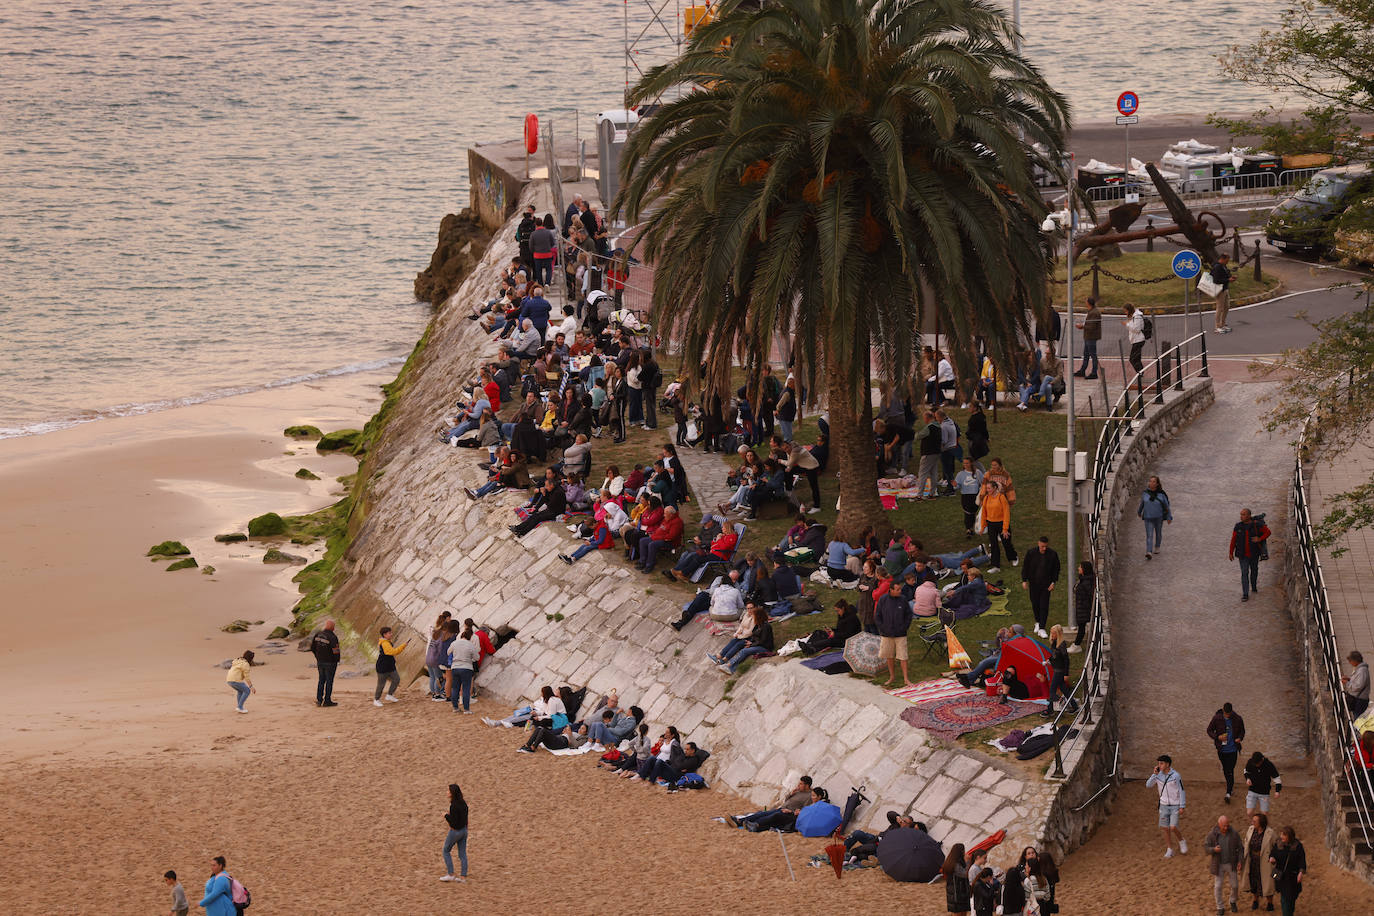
left=1292, top=420, right=1374, bottom=852
left=1049, top=331, right=1211, bottom=778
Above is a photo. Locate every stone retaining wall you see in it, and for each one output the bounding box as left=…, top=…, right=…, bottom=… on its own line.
left=1036, top=377, right=1215, bottom=857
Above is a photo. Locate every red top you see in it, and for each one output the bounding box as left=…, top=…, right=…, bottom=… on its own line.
left=651, top=513, right=684, bottom=547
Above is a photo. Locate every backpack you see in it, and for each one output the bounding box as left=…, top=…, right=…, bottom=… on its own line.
left=1141, top=315, right=1154, bottom=340
left=229, top=876, right=251, bottom=908
left=1252, top=513, right=1269, bottom=561
left=676, top=772, right=707, bottom=789
left=642, top=360, right=662, bottom=390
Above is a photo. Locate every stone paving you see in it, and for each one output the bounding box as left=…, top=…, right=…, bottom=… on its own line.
left=1305, top=438, right=1374, bottom=660
left=1111, top=381, right=1312, bottom=784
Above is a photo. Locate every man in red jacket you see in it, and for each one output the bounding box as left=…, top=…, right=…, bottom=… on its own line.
left=636, top=505, right=685, bottom=573
left=1227, top=508, right=1270, bottom=602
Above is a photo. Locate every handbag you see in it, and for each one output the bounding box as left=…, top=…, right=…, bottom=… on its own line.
left=1197, top=272, right=1222, bottom=297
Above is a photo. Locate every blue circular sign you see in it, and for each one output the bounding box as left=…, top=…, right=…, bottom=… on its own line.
left=1172, top=249, right=1202, bottom=280
left=1117, top=91, right=1139, bottom=117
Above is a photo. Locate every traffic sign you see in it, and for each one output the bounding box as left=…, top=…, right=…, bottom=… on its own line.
left=1115, top=115, right=1139, bottom=125
left=1172, top=249, right=1202, bottom=280
left=1116, top=91, right=1139, bottom=117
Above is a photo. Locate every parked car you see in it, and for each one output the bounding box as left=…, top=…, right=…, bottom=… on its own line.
left=1265, top=163, right=1373, bottom=253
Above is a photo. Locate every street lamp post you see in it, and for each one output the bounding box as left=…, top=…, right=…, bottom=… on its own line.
left=1064, top=162, right=1079, bottom=634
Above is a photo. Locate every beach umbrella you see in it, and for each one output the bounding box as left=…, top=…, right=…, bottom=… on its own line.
left=876, top=827, right=945, bottom=883
left=796, top=801, right=844, bottom=837
left=967, top=829, right=1006, bottom=859
left=843, top=632, right=884, bottom=676
left=946, top=627, right=971, bottom=670
left=825, top=840, right=846, bottom=878
left=840, top=784, right=869, bottom=831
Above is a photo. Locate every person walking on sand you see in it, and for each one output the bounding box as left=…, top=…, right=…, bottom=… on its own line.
left=1238, top=812, right=1277, bottom=913
left=1228, top=508, right=1271, bottom=602
left=197, top=857, right=234, bottom=916
left=225, top=651, right=254, bottom=713
left=1243, top=751, right=1282, bottom=817
left=373, top=626, right=407, bottom=707
left=1269, top=826, right=1306, bottom=916
left=310, top=619, right=341, bottom=707
left=1146, top=754, right=1188, bottom=858
left=1207, top=703, right=1247, bottom=804
left=1205, top=814, right=1243, bottom=916
left=165, top=870, right=189, bottom=916
left=440, top=783, right=469, bottom=883
left=1138, top=475, right=1172, bottom=560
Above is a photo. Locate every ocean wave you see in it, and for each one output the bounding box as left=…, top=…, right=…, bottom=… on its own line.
left=0, top=356, right=405, bottom=441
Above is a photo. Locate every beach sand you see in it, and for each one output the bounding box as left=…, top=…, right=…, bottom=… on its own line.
left=1, top=372, right=1369, bottom=913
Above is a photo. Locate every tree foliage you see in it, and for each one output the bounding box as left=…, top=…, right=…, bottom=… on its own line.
left=1218, top=1, right=1374, bottom=115
left=1255, top=288, right=1374, bottom=553
left=1206, top=105, right=1365, bottom=157
left=616, top=0, right=1070, bottom=535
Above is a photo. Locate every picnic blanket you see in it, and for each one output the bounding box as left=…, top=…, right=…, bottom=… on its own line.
left=545, top=743, right=595, bottom=756
left=801, top=650, right=845, bottom=670
left=887, top=678, right=978, bottom=705
left=982, top=595, right=1011, bottom=617
left=899, top=694, right=1044, bottom=741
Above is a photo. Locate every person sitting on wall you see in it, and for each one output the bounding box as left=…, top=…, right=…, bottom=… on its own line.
left=798, top=600, right=862, bottom=655
left=844, top=810, right=917, bottom=863
left=508, top=476, right=566, bottom=537
left=671, top=570, right=744, bottom=631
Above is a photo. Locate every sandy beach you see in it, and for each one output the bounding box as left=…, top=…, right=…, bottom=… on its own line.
left=2, top=371, right=1370, bottom=914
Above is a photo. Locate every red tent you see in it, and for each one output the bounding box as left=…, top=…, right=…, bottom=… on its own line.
left=984, top=636, right=1054, bottom=700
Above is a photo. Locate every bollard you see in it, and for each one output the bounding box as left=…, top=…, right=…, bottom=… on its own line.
left=1146, top=218, right=1154, bottom=251
left=1173, top=344, right=1184, bottom=390
left=1200, top=330, right=1210, bottom=378
left=1253, top=239, right=1262, bottom=282
left=1091, top=261, right=1100, bottom=301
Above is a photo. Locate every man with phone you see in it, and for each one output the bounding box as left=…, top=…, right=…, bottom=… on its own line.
left=1146, top=754, right=1188, bottom=859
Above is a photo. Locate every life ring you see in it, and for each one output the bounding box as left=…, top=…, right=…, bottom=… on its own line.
left=524, top=114, right=539, bottom=155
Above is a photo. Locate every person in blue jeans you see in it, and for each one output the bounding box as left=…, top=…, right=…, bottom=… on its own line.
left=1138, top=475, right=1172, bottom=560
left=1228, top=508, right=1271, bottom=601
left=446, top=624, right=480, bottom=713
left=717, top=608, right=774, bottom=673
left=441, top=783, right=469, bottom=882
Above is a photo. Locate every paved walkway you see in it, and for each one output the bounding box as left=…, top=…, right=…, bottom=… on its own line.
left=1112, top=381, right=1312, bottom=786
left=1306, top=438, right=1374, bottom=659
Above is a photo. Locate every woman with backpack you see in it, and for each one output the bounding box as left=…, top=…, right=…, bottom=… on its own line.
left=942, top=843, right=971, bottom=915
left=1138, top=475, right=1172, bottom=560
left=440, top=783, right=469, bottom=883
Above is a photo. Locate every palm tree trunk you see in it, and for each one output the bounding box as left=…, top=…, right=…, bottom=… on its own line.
left=825, top=355, right=885, bottom=542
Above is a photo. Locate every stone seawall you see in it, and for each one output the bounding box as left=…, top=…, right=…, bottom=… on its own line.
left=1036, top=377, right=1215, bottom=856
left=328, top=183, right=1065, bottom=852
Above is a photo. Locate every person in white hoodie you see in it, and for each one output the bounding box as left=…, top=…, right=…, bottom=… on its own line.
left=1146, top=754, right=1189, bottom=859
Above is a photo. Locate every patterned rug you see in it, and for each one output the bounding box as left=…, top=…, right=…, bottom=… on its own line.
left=899, top=694, right=1043, bottom=741
left=887, top=677, right=978, bottom=705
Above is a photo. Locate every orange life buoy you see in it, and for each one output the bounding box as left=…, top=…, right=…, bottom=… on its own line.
left=524, top=114, right=539, bottom=155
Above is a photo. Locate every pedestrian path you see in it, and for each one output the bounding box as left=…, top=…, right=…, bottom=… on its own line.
left=1305, top=437, right=1374, bottom=659
left=1111, top=381, right=1310, bottom=786
left=676, top=441, right=733, bottom=518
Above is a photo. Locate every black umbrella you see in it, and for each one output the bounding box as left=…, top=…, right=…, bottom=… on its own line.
left=840, top=784, right=869, bottom=832
left=876, top=827, right=945, bottom=883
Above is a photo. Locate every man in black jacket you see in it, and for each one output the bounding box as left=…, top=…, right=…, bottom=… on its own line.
left=1206, top=703, right=1246, bottom=803
left=310, top=619, right=340, bottom=707
left=875, top=592, right=915, bottom=688
left=1021, top=536, right=1061, bottom=638
left=509, top=478, right=567, bottom=537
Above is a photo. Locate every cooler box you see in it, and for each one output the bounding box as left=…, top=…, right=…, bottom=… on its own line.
left=1239, top=154, right=1282, bottom=182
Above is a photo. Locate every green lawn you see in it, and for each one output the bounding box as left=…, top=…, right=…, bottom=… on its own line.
left=529, top=363, right=1086, bottom=689
left=1049, top=251, right=1279, bottom=313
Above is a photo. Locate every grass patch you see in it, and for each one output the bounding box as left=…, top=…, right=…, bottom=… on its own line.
left=1049, top=251, right=1279, bottom=313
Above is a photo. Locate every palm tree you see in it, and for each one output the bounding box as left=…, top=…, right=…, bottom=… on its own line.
left=617, top=0, right=1070, bottom=538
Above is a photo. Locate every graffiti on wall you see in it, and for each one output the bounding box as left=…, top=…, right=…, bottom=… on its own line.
left=475, top=163, right=507, bottom=217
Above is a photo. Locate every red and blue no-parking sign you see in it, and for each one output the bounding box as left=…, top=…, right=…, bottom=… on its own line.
left=1117, top=91, right=1139, bottom=117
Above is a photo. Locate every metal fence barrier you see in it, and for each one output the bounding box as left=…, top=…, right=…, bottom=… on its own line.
left=1292, top=421, right=1374, bottom=854
left=1084, top=166, right=1325, bottom=206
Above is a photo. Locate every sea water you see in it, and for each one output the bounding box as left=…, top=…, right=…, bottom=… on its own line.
left=0, top=0, right=1287, bottom=436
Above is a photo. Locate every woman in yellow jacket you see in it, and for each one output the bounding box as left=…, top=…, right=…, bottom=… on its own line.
left=226, top=650, right=255, bottom=713
left=374, top=626, right=407, bottom=706
left=979, top=479, right=1018, bottom=573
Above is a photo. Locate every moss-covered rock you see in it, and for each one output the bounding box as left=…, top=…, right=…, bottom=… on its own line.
left=201, top=565, right=216, bottom=575
left=263, top=548, right=307, bottom=565
left=247, top=512, right=287, bottom=537
left=267, top=626, right=291, bottom=640
left=165, top=557, right=198, bottom=571
left=284, top=425, right=323, bottom=439
left=221, top=619, right=252, bottom=633
left=295, top=468, right=321, bottom=480
left=146, top=540, right=190, bottom=557
left=414, top=209, right=488, bottom=306
left=316, top=429, right=363, bottom=454
left=214, top=532, right=248, bottom=543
